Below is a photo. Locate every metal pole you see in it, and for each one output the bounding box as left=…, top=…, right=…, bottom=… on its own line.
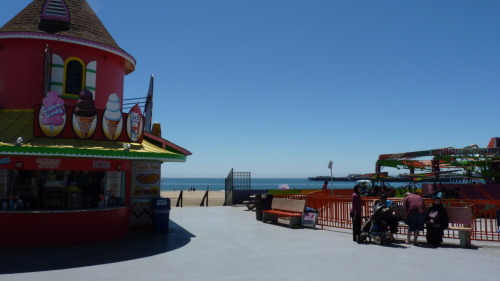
left=328, top=160, right=333, bottom=185
left=331, top=165, right=333, bottom=183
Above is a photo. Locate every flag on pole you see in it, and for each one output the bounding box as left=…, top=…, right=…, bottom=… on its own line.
left=328, top=160, right=333, bottom=170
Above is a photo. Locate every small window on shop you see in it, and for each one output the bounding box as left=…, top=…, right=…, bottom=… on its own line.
left=63, top=58, right=85, bottom=98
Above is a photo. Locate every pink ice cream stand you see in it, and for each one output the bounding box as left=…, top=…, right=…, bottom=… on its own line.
left=0, top=0, right=191, bottom=247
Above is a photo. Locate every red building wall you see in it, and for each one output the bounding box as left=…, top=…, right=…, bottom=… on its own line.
left=0, top=38, right=125, bottom=110
left=0, top=206, right=132, bottom=247
left=0, top=40, right=44, bottom=108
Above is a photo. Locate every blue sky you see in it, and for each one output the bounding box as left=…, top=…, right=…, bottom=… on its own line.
left=2, top=1, right=499, bottom=178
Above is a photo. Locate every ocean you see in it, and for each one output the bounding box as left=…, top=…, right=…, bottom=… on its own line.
left=160, top=178, right=410, bottom=191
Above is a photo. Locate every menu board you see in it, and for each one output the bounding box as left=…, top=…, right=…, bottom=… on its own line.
left=106, top=171, right=122, bottom=197
left=131, top=161, right=161, bottom=198
left=0, top=170, right=7, bottom=199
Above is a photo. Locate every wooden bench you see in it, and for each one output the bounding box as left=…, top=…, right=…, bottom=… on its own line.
left=262, top=198, right=306, bottom=228
left=446, top=207, right=473, bottom=248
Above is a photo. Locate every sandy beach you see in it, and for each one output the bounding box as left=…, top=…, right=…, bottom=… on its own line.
left=161, top=190, right=226, bottom=207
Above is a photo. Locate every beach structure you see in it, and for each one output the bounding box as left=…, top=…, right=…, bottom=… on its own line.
left=0, top=0, right=191, bottom=247
left=374, top=138, right=500, bottom=199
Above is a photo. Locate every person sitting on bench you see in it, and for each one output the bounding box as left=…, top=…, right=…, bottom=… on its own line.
left=425, top=197, right=449, bottom=247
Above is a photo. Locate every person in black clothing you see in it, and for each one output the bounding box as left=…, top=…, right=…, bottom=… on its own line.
left=322, top=181, right=328, bottom=190
left=425, top=197, right=449, bottom=246
left=350, top=184, right=362, bottom=243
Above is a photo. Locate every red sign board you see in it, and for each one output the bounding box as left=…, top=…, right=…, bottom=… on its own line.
left=0, top=156, right=130, bottom=171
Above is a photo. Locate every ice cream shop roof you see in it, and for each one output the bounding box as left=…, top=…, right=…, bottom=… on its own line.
left=0, top=0, right=135, bottom=73
left=0, top=110, right=187, bottom=162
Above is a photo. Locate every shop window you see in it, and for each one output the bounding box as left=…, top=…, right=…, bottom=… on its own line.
left=49, top=54, right=97, bottom=99
left=5, top=170, right=122, bottom=211
left=63, top=57, right=85, bottom=98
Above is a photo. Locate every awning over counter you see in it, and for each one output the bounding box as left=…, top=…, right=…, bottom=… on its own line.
left=0, top=109, right=188, bottom=162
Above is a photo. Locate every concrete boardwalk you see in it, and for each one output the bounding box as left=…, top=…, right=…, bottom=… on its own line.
left=1, top=206, right=500, bottom=281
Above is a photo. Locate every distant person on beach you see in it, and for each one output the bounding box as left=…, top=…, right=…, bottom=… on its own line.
left=350, top=184, right=362, bottom=243
left=425, top=197, right=448, bottom=246
left=403, top=192, right=425, bottom=245
left=322, top=181, right=328, bottom=190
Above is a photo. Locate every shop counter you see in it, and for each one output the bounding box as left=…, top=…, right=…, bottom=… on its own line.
left=0, top=206, right=132, bottom=247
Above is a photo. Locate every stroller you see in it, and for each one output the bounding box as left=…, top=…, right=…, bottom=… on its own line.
left=359, top=203, right=398, bottom=245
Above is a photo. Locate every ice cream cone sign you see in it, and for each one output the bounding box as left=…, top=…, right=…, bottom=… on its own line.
left=39, top=91, right=66, bottom=137
left=127, top=104, right=143, bottom=142
left=72, top=89, right=97, bottom=139
left=103, top=93, right=123, bottom=141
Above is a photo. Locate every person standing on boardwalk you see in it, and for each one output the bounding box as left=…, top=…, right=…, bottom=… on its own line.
left=403, top=192, right=425, bottom=245
left=350, top=184, right=362, bottom=243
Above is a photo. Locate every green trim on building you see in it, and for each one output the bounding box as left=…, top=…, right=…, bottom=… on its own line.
left=0, top=144, right=186, bottom=162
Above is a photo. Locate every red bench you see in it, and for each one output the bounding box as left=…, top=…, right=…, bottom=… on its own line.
left=262, top=198, right=306, bottom=228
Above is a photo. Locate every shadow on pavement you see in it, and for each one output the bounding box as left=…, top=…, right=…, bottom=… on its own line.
left=434, top=243, right=479, bottom=250
left=0, top=220, right=194, bottom=274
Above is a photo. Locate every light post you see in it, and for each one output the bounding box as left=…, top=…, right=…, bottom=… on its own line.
left=328, top=160, right=333, bottom=186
